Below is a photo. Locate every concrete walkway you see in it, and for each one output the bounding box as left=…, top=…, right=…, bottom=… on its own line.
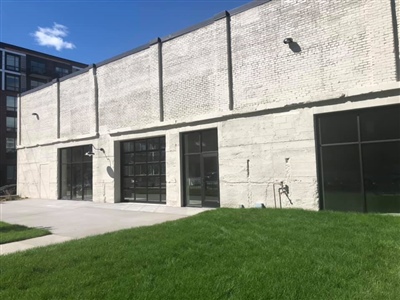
left=1, top=199, right=212, bottom=255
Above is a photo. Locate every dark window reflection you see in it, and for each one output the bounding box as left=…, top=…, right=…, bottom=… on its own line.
left=363, top=142, right=400, bottom=213
left=185, top=155, right=202, bottom=206
left=321, top=145, right=364, bottom=212
left=184, top=132, right=200, bottom=154
left=360, top=105, right=400, bottom=141
left=202, top=130, right=218, bottom=152
left=319, top=113, right=358, bottom=144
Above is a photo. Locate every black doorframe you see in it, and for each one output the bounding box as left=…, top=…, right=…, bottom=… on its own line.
left=181, top=129, right=220, bottom=208
left=314, top=104, right=400, bottom=213
left=58, top=145, right=93, bottom=201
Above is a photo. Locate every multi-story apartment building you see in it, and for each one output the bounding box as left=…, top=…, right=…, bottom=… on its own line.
left=0, top=42, right=87, bottom=187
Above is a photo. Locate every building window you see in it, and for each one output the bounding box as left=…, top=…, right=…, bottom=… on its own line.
left=5, top=53, right=20, bottom=72
left=7, top=165, right=17, bottom=182
left=55, top=66, right=69, bottom=78
left=6, top=117, right=17, bottom=132
left=30, top=61, right=46, bottom=75
left=60, top=145, right=93, bottom=200
left=316, top=104, right=400, bottom=213
left=6, top=96, right=17, bottom=112
left=5, top=74, right=20, bottom=91
left=6, top=138, right=16, bottom=153
left=121, top=137, right=166, bottom=203
left=30, top=79, right=46, bottom=89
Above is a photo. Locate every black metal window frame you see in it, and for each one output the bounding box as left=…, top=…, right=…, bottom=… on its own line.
left=59, top=145, right=93, bottom=201
left=181, top=128, right=220, bottom=208
left=121, top=136, right=166, bottom=204
left=314, top=104, right=400, bottom=212
left=5, top=53, right=20, bottom=72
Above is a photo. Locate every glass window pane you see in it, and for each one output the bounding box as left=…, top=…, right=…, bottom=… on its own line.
left=185, top=155, right=202, bottom=206
left=148, top=177, right=161, bottom=187
left=360, top=105, right=400, bottom=141
left=161, top=189, right=166, bottom=202
left=61, top=149, right=70, bottom=163
left=148, top=164, right=160, bottom=175
left=135, top=164, right=147, bottom=176
left=123, top=178, right=135, bottom=189
left=6, top=96, right=17, bottom=111
left=124, top=166, right=135, bottom=176
left=202, top=130, right=218, bottom=152
left=124, top=154, right=135, bottom=165
left=148, top=138, right=159, bottom=150
left=160, top=138, right=166, bottom=150
left=134, top=152, right=146, bottom=163
left=148, top=151, right=160, bottom=162
left=61, top=164, right=71, bottom=199
left=6, top=117, right=16, bottom=132
left=135, top=140, right=147, bottom=152
left=82, top=145, right=92, bottom=162
left=319, top=113, right=358, bottom=144
left=204, top=154, right=220, bottom=203
left=321, top=145, right=364, bottom=212
left=83, top=163, right=92, bottom=200
left=184, top=132, right=200, bottom=154
left=123, top=142, right=134, bottom=153
left=71, top=164, right=83, bottom=200
left=363, top=142, right=400, bottom=213
left=124, top=190, right=135, bottom=201
left=71, top=147, right=83, bottom=162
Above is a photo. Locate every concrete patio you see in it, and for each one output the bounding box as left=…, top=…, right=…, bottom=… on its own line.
left=0, top=199, right=212, bottom=255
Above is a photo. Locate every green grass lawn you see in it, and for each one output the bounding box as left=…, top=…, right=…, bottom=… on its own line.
left=1, top=209, right=400, bottom=299
left=0, top=221, right=51, bottom=245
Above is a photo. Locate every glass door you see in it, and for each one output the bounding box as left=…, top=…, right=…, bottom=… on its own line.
left=60, top=145, right=93, bottom=201
left=182, top=129, right=220, bottom=207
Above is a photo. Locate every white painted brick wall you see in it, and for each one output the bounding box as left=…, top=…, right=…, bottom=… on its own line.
left=97, top=47, right=159, bottom=132
left=60, top=72, right=95, bottom=138
left=163, top=19, right=229, bottom=121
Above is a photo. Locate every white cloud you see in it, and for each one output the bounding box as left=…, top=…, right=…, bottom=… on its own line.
left=33, top=23, right=75, bottom=51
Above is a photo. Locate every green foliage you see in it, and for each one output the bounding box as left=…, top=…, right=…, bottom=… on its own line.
left=1, top=209, right=399, bottom=299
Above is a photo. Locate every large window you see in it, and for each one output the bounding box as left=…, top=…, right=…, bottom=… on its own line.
left=6, top=96, right=17, bottom=112
left=6, top=138, right=16, bottom=153
left=6, top=117, right=17, bottom=132
left=316, top=104, right=400, bottom=213
left=5, top=74, right=20, bottom=91
left=30, top=61, right=46, bottom=75
left=121, top=137, right=166, bottom=203
left=5, top=53, right=20, bottom=72
left=60, top=145, right=93, bottom=200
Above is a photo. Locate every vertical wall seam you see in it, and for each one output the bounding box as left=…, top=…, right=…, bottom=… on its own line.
left=158, top=38, right=164, bottom=122
left=56, top=78, right=60, bottom=139
left=391, top=0, right=400, bottom=81
left=92, top=64, right=100, bottom=134
left=226, top=11, right=234, bottom=111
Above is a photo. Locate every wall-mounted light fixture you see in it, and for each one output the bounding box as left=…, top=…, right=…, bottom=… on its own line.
left=32, top=113, right=39, bottom=120
left=283, top=37, right=301, bottom=53
left=85, top=145, right=105, bottom=157
left=283, top=37, right=293, bottom=44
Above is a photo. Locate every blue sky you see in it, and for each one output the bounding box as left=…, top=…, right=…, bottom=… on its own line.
left=1, top=0, right=251, bottom=64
